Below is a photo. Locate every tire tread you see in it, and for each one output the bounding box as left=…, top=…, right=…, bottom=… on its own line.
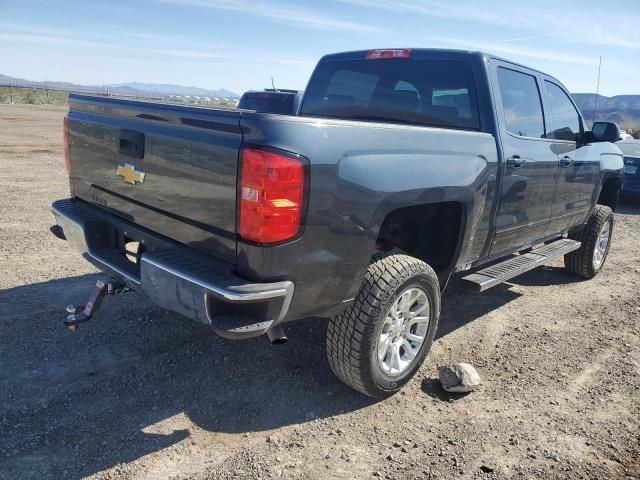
left=564, top=205, right=613, bottom=279
left=326, top=253, right=439, bottom=397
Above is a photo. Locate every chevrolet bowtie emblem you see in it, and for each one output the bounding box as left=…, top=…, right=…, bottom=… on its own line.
left=116, top=163, right=146, bottom=185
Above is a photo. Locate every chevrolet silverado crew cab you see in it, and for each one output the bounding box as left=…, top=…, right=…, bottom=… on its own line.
left=52, top=48, right=624, bottom=397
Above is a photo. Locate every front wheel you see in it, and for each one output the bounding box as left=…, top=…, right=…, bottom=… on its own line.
left=564, top=205, right=614, bottom=279
left=326, top=253, right=440, bottom=397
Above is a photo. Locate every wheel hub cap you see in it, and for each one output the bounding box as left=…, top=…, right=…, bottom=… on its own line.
left=593, top=219, right=611, bottom=270
left=377, top=286, right=430, bottom=377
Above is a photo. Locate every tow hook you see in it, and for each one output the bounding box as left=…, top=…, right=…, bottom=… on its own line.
left=64, top=279, right=130, bottom=331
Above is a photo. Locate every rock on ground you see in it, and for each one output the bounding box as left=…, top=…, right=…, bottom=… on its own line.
left=438, top=363, right=482, bottom=393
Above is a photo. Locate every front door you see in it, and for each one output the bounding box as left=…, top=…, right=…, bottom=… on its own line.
left=489, top=64, right=559, bottom=255
left=541, top=79, right=600, bottom=235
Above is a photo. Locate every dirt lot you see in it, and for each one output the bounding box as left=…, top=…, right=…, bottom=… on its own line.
left=0, top=104, right=638, bottom=480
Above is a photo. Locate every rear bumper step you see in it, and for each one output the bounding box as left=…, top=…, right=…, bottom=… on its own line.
left=461, top=238, right=581, bottom=292
left=51, top=198, right=294, bottom=339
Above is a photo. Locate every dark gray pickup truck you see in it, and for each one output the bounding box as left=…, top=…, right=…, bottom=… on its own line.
left=52, top=48, right=624, bottom=397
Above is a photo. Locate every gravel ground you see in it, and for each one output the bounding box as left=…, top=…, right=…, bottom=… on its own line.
left=1, top=104, right=639, bottom=480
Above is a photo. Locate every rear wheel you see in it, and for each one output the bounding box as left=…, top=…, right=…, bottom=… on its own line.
left=564, top=205, right=614, bottom=279
left=326, top=253, right=440, bottom=397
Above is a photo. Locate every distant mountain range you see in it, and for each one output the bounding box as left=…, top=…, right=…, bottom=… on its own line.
left=107, top=82, right=239, bottom=98
left=0, top=74, right=240, bottom=98
left=572, top=94, right=640, bottom=129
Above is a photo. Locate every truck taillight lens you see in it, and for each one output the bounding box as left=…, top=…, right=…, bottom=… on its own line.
left=63, top=115, right=71, bottom=175
left=239, top=147, right=307, bottom=244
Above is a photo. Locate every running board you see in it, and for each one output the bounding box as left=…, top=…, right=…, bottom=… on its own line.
left=461, top=239, right=581, bottom=292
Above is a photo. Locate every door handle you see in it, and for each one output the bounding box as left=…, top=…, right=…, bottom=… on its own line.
left=506, top=155, right=525, bottom=168
left=560, top=156, right=575, bottom=168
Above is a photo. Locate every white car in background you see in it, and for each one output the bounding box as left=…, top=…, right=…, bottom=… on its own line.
left=619, top=130, right=633, bottom=141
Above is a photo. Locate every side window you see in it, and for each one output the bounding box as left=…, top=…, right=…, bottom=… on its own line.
left=544, top=81, right=582, bottom=141
left=497, top=67, right=545, bottom=139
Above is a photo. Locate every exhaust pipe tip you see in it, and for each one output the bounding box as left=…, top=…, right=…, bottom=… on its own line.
left=266, top=324, right=287, bottom=345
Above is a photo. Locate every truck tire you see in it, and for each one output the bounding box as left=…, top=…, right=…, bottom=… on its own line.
left=564, top=205, right=614, bottom=279
left=326, top=253, right=440, bottom=397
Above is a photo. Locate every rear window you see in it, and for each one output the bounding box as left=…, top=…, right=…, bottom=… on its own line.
left=300, top=59, right=480, bottom=130
left=238, top=92, right=295, bottom=114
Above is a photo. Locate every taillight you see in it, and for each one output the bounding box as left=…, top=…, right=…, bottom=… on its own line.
left=63, top=115, right=71, bottom=175
left=239, top=147, right=307, bottom=244
left=366, top=48, right=411, bottom=59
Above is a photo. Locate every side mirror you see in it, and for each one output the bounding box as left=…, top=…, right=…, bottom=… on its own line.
left=590, top=121, right=619, bottom=143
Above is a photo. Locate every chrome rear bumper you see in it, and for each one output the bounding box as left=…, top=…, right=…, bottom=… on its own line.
left=52, top=198, right=294, bottom=339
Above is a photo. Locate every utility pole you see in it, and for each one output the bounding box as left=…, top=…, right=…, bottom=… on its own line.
left=9, top=82, right=13, bottom=103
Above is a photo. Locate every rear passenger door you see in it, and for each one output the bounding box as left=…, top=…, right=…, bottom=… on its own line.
left=541, top=79, right=600, bottom=235
left=489, top=63, right=559, bottom=255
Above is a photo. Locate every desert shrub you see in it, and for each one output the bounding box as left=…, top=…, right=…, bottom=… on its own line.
left=24, top=91, right=38, bottom=104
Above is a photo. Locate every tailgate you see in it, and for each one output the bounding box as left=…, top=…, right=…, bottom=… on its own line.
left=67, top=94, right=241, bottom=264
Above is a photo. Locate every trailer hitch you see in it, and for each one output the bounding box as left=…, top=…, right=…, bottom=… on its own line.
left=64, top=279, right=130, bottom=331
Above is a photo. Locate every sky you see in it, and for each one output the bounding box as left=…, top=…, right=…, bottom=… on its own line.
left=2, top=0, right=639, bottom=96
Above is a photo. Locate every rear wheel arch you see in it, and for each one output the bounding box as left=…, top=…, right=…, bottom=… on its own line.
left=373, top=201, right=466, bottom=284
